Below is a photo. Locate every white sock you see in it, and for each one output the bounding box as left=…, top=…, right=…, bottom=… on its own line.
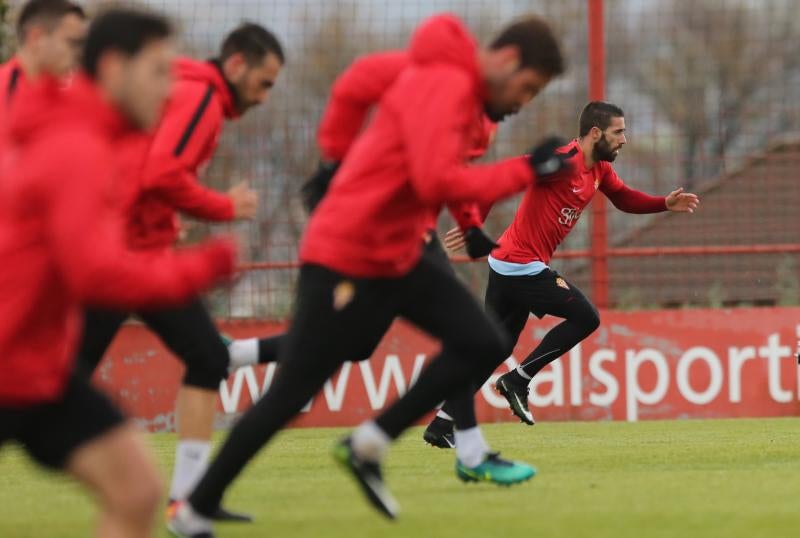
left=515, top=366, right=532, bottom=380
left=169, top=440, right=212, bottom=501
left=436, top=409, right=453, bottom=421
left=454, top=426, right=489, bottom=468
left=228, top=338, right=260, bottom=369
left=351, top=421, right=391, bottom=462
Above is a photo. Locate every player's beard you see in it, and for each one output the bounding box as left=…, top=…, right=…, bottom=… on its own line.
left=593, top=133, right=619, bottom=162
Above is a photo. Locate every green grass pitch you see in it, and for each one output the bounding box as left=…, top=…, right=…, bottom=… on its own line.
left=1, top=418, right=799, bottom=537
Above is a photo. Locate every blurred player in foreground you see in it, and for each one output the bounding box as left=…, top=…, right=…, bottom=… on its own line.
left=430, top=101, right=700, bottom=436
left=76, top=22, right=284, bottom=523
left=170, top=13, right=571, bottom=537
left=0, top=9, right=236, bottom=537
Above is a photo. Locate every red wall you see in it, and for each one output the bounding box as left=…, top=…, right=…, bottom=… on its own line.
left=93, top=308, right=800, bottom=431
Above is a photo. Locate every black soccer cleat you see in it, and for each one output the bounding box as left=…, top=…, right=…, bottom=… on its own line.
left=332, top=437, right=399, bottom=519
left=495, top=371, right=535, bottom=425
left=423, top=416, right=455, bottom=449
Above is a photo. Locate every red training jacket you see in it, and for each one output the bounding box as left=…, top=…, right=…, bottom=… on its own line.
left=125, top=58, right=239, bottom=250
left=317, top=49, right=495, bottom=232
left=0, top=75, right=236, bottom=405
left=492, top=139, right=667, bottom=265
left=300, top=14, right=533, bottom=277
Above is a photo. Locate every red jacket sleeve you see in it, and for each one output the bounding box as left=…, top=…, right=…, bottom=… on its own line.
left=317, top=51, right=408, bottom=161
left=47, top=136, right=234, bottom=309
left=400, top=68, right=532, bottom=207
left=144, top=159, right=235, bottom=221
left=144, top=82, right=235, bottom=221
left=600, top=166, right=667, bottom=214
left=447, top=202, right=485, bottom=230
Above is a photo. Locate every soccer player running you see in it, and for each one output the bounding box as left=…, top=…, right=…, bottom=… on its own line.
left=226, top=50, right=500, bottom=379
left=75, top=23, right=284, bottom=522
left=0, top=9, right=236, bottom=537
left=430, top=101, right=700, bottom=434
left=170, top=14, right=571, bottom=536
left=0, top=0, right=86, bottom=120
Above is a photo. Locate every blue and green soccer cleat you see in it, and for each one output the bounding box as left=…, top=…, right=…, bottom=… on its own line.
left=456, top=452, right=536, bottom=486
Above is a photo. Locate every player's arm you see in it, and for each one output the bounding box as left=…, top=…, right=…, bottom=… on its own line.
left=48, top=141, right=235, bottom=309
left=303, top=51, right=407, bottom=212
left=318, top=51, right=407, bottom=161
left=147, top=86, right=254, bottom=221
left=601, top=167, right=699, bottom=214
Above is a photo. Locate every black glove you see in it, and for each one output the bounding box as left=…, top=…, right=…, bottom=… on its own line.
left=300, top=161, right=340, bottom=212
left=528, top=136, right=576, bottom=184
left=464, top=227, right=499, bottom=259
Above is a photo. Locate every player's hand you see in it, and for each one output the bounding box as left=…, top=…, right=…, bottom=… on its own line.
left=443, top=226, right=466, bottom=254
left=528, top=136, right=576, bottom=184
left=300, top=160, right=340, bottom=213
left=665, top=187, right=699, bottom=213
left=464, top=227, right=499, bottom=259
left=228, top=181, right=258, bottom=219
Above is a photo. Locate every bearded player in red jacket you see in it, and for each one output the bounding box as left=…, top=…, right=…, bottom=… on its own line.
left=74, top=23, right=284, bottom=523
left=0, top=9, right=236, bottom=537
left=432, top=101, right=700, bottom=432
left=170, top=14, right=570, bottom=535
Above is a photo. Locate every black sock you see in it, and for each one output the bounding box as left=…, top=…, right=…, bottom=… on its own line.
left=258, top=334, right=284, bottom=364
left=518, top=319, right=593, bottom=378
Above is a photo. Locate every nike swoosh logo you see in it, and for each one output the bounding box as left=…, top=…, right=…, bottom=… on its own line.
left=572, top=188, right=583, bottom=193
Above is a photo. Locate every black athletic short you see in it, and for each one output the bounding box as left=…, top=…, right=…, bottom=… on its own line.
left=485, top=267, right=597, bottom=339
left=0, top=374, right=124, bottom=469
left=77, top=298, right=229, bottom=389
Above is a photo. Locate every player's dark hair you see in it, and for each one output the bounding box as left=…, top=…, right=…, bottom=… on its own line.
left=579, top=101, right=625, bottom=137
left=16, top=0, right=85, bottom=41
left=81, top=9, right=172, bottom=78
left=220, top=23, right=285, bottom=66
left=490, top=16, right=565, bottom=77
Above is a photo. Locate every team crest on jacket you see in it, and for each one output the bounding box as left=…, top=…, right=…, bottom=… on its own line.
left=333, top=281, right=356, bottom=311
left=556, top=277, right=570, bottom=290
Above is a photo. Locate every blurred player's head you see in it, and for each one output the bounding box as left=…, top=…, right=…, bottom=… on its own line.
left=82, top=9, right=174, bottom=130
left=218, top=23, right=284, bottom=115
left=16, top=0, right=87, bottom=78
left=480, top=16, right=564, bottom=122
left=579, top=101, right=626, bottom=162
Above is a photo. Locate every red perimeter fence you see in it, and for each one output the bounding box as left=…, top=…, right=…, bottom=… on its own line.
left=10, top=0, right=800, bottom=317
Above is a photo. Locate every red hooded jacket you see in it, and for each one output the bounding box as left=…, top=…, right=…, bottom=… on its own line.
left=300, top=14, right=533, bottom=277
left=0, top=75, right=235, bottom=405
left=317, top=49, right=495, bottom=232
left=125, top=58, right=238, bottom=250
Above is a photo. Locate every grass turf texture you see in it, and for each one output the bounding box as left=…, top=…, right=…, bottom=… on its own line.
left=1, top=418, right=799, bottom=537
